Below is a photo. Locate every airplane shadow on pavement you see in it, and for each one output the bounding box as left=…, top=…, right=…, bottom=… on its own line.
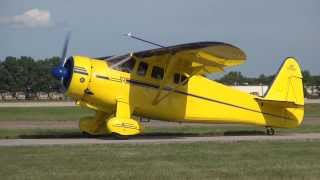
left=17, top=130, right=266, bottom=139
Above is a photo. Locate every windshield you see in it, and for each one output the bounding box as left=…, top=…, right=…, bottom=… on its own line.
left=107, top=54, right=136, bottom=73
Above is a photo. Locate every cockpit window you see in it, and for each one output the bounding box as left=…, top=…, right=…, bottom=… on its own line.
left=118, top=58, right=136, bottom=73
left=108, top=54, right=136, bottom=73
left=137, top=62, right=148, bottom=76
left=151, top=66, right=164, bottom=80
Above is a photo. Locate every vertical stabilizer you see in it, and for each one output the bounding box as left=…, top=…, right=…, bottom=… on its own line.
left=264, top=57, right=304, bottom=106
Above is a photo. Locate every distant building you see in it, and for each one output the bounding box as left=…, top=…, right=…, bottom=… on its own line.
left=1, top=92, right=15, bottom=101
left=305, top=86, right=320, bottom=97
left=49, top=92, right=65, bottom=100
left=15, top=92, right=26, bottom=100
left=231, top=85, right=269, bottom=97
left=36, top=92, right=49, bottom=100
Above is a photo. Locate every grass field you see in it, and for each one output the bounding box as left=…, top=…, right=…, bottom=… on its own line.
left=0, top=106, right=93, bottom=121
left=305, top=103, right=320, bottom=117
left=1, top=140, right=320, bottom=180
left=0, top=104, right=319, bottom=179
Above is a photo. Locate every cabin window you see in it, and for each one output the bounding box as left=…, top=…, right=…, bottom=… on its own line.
left=173, top=73, right=188, bottom=84
left=151, top=66, right=164, bottom=80
left=137, top=62, right=148, bottom=76
left=118, top=58, right=136, bottom=73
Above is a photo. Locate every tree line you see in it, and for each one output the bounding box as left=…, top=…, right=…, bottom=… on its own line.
left=216, top=71, right=320, bottom=87
left=0, top=56, right=319, bottom=93
left=0, top=56, right=60, bottom=93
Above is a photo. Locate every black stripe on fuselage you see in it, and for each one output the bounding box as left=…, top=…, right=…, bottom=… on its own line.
left=95, top=75, right=295, bottom=121
left=96, top=75, right=109, bottom=80
left=74, top=66, right=86, bottom=70
left=127, top=79, right=160, bottom=89
left=73, top=70, right=88, bottom=75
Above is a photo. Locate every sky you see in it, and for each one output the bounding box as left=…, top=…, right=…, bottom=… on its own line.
left=0, top=0, right=319, bottom=76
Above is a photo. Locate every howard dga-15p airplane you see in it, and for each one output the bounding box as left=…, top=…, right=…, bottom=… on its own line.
left=52, top=33, right=304, bottom=137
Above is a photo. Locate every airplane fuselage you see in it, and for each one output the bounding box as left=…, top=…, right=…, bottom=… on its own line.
left=67, top=56, right=304, bottom=131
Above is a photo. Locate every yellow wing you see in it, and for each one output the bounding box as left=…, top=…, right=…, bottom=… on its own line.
left=122, top=42, right=246, bottom=105
left=133, top=41, right=247, bottom=74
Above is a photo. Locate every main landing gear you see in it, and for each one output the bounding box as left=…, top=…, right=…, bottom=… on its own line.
left=79, top=99, right=143, bottom=139
left=265, top=127, right=275, bottom=135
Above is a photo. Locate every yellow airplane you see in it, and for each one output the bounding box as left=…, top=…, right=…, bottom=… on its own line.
left=52, top=33, right=304, bottom=137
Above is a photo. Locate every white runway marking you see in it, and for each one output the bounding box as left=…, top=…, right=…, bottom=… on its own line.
left=0, top=133, right=320, bottom=146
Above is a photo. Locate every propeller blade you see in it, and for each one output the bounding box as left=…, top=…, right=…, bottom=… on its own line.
left=61, top=31, right=71, bottom=66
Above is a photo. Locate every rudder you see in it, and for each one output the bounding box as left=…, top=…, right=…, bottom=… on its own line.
left=264, top=57, right=304, bottom=106
left=261, top=57, right=304, bottom=127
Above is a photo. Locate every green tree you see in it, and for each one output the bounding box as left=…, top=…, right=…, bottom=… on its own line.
left=218, top=71, right=245, bottom=85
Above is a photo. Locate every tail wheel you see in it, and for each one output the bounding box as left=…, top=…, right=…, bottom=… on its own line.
left=266, top=127, right=275, bottom=136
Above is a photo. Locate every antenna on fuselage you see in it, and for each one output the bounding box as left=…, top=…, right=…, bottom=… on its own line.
left=124, top=32, right=166, bottom=48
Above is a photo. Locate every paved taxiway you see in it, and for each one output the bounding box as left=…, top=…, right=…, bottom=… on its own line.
left=0, top=133, right=319, bottom=146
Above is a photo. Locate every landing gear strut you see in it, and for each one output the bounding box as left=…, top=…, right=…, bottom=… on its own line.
left=265, top=127, right=275, bottom=135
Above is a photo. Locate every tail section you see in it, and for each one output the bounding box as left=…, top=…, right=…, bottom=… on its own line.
left=259, top=57, right=304, bottom=127
left=264, top=57, right=304, bottom=105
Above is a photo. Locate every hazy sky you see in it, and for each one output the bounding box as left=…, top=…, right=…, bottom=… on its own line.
left=0, top=0, right=319, bottom=76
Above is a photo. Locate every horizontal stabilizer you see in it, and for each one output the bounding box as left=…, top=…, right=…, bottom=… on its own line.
left=255, top=98, right=302, bottom=108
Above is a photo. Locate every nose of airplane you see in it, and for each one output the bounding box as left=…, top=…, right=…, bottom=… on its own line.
left=51, top=56, right=74, bottom=90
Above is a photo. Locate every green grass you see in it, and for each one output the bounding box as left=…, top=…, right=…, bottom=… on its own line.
left=0, top=106, right=94, bottom=121
left=305, top=103, right=320, bottom=117
left=0, top=141, right=320, bottom=180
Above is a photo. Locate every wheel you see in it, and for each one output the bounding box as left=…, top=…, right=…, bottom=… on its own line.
left=266, top=127, right=275, bottom=136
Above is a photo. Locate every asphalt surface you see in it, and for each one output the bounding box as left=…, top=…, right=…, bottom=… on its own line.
left=0, top=133, right=319, bottom=146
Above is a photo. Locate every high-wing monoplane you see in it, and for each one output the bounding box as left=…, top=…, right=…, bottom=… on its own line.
left=52, top=33, right=304, bottom=137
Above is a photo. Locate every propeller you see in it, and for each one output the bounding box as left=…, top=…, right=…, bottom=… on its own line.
left=51, top=32, right=72, bottom=89
left=61, top=32, right=71, bottom=66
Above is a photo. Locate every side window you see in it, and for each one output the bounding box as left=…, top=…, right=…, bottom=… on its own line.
left=137, top=62, right=148, bottom=76
left=118, top=58, right=136, bottom=73
left=151, top=66, right=164, bottom=80
left=173, top=73, right=188, bottom=84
